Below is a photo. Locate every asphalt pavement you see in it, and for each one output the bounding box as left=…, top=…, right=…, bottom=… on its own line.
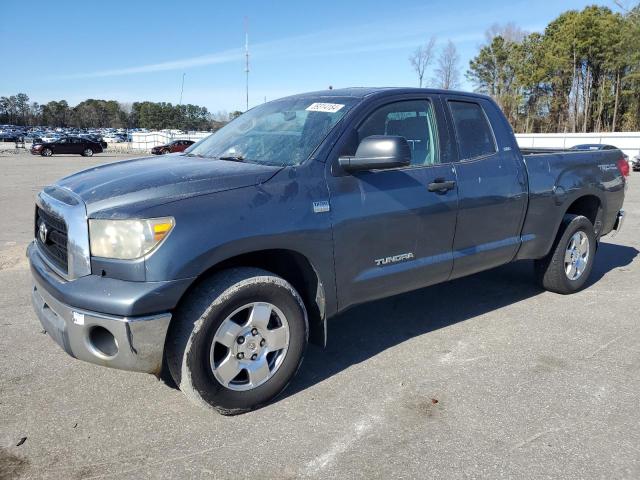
left=1, top=151, right=638, bottom=479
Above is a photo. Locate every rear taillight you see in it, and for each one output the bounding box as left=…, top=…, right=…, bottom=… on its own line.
left=617, top=157, right=629, bottom=177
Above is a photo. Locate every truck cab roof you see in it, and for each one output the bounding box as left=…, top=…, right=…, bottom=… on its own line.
left=281, top=87, right=493, bottom=102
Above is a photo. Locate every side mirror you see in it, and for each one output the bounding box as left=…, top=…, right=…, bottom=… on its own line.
left=339, top=135, right=411, bottom=173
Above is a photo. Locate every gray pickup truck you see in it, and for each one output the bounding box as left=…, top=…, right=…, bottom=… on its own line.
left=29, top=88, right=627, bottom=414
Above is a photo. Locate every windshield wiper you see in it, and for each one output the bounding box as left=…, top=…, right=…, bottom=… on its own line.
left=184, top=153, right=248, bottom=162
left=217, top=155, right=245, bottom=162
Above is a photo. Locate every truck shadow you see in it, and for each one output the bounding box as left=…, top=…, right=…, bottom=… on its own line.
left=281, top=241, right=638, bottom=401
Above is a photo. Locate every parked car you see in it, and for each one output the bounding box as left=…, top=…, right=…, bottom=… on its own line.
left=29, top=88, right=626, bottom=414
left=631, top=154, right=640, bottom=172
left=103, top=135, right=125, bottom=143
left=0, top=132, right=22, bottom=142
left=31, top=136, right=104, bottom=156
left=40, top=134, right=60, bottom=143
left=570, top=143, right=617, bottom=151
left=24, top=133, right=42, bottom=143
left=151, top=139, right=195, bottom=155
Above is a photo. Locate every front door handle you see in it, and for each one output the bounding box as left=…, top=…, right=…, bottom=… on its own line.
left=428, top=179, right=456, bottom=193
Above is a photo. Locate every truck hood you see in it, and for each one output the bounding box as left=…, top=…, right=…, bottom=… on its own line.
left=55, top=154, right=282, bottom=216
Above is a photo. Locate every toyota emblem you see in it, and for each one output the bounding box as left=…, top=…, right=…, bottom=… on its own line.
left=39, top=222, right=48, bottom=244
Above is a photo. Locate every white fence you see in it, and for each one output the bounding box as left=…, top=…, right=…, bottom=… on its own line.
left=129, top=131, right=211, bottom=150
left=0, top=130, right=214, bottom=154
left=515, top=132, right=640, bottom=159
left=4, top=130, right=640, bottom=158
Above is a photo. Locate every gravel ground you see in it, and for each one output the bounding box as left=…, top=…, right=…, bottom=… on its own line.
left=1, top=151, right=639, bottom=479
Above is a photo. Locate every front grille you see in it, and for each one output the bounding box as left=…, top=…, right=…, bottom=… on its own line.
left=35, top=206, right=68, bottom=273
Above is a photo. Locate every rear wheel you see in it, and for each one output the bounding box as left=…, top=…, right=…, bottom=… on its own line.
left=166, top=267, right=308, bottom=414
left=41, top=148, right=52, bottom=157
left=535, top=214, right=596, bottom=294
left=82, top=148, right=94, bottom=157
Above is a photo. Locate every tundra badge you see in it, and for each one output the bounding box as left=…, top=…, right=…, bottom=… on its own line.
left=375, top=252, right=415, bottom=266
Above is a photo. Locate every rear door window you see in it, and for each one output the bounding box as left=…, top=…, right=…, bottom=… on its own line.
left=448, top=101, right=496, bottom=160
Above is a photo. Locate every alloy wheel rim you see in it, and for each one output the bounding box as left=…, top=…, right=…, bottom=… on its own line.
left=564, top=231, right=589, bottom=281
left=210, top=302, right=290, bottom=391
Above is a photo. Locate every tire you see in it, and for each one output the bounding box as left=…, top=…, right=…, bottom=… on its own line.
left=41, top=148, right=52, bottom=157
left=535, top=214, right=596, bottom=294
left=82, top=148, right=94, bottom=157
left=162, top=149, right=170, bottom=155
left=166, top=267, right=308, bottom=414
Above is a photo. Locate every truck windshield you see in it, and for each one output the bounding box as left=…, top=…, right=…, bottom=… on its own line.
left=185, top=97, right=358, bottom=166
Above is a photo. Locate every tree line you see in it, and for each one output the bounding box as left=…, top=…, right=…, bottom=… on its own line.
left=3, top=4, right=638, bottom=134
left=411, top=4, right=640, bottom=133
left=0, top=94, right=241, bottom=131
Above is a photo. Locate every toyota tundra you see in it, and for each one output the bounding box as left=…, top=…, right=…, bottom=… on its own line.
left=29, top=88, right=627, bottom=414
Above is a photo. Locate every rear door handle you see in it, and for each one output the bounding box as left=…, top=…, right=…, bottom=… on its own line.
left=428, top=179, right=456, bottom=193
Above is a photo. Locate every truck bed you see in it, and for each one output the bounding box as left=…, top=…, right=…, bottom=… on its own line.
left=516, top=147, right=626, bottom=261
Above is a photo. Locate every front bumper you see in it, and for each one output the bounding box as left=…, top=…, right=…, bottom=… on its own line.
left=27, top=241, right=186, bottom=374
left=28, top=241, right=192, bottom=317
left=32, top=275, right=171, bottom=374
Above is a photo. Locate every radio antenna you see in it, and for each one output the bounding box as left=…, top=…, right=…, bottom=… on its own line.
left=179, top=73, right=185, bottom=106
left=244, top=17, right=249, bottom=111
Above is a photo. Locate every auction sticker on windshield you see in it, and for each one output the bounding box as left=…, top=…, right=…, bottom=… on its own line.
left=306, top=103, right=345, bottom=113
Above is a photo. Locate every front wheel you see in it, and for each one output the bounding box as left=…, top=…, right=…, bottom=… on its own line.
left=535, top=214, right=596, bottom=294
left=82, top=148, right=94, bottom=157
left=41, top=148, right=52, bottom=157
left=166, top=267, right=308, bottom=414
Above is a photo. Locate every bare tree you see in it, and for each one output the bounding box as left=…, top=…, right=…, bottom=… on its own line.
left=409, top=37, right=437, bottom=88
left=434, top=40, right=461, bottom=90
left=484, top=22, right=526, bottom=44
left=119, top=102, right=133, bottom=115
left=613, top=1, right=639, bottom=15
left=212, top=110, right=231, bottom=122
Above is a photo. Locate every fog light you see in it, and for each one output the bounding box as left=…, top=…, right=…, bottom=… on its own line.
left=88, top=326, right=118, bottom=357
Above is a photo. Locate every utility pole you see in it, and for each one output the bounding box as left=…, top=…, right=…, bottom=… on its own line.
left=244, top=17, right=250, bottom=111
left=179, top=73, right=186, bottom=106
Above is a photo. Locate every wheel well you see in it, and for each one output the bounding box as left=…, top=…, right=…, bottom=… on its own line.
left=185, top=249, right=326, bottom=347
left=565, top=195, right=601, bottom=230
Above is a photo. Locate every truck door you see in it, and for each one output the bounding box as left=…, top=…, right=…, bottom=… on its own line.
left=327, top=96, right=459, bottom=311
left=444, top=96, right=528, bottom=279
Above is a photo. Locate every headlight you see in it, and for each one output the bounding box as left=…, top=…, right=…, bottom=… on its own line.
left=89, top=217, right=175, bottom=259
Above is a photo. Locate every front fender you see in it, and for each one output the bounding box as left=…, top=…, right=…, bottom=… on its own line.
left=140, top=162, right=337, bottom=320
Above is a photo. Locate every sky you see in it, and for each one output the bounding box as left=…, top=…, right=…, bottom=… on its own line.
left=0, top=0, right=619, bottom=113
